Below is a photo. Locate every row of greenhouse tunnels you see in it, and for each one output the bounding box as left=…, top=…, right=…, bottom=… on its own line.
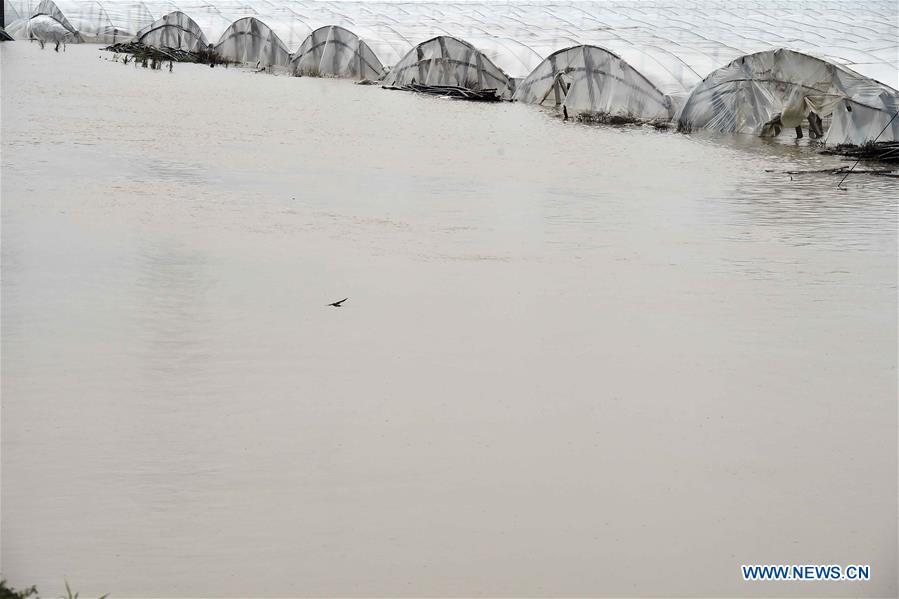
left=5, top=0, right=898, bottom=146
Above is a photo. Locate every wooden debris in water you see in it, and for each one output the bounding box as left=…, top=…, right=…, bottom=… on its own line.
left=104, top=41, right=232, bottom=67
left=574, top=110, right=670, bottom=129
left=575, top=111, right=642, bottom=125
left=819, top=141, right=899, bottom=164
left=783, top=166, right=897, bottom=177
left=382, top=83, right=503, bottom=102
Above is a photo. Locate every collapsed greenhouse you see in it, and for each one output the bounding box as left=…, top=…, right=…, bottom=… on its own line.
left=5, top=0, right=898, bottom=145
left=676, top=49, right=899, bottom=145
left=6, top=0, right=82, bottom=43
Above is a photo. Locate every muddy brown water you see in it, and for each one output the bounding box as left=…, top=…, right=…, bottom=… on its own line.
left=2, top=44, right=896, bottom=597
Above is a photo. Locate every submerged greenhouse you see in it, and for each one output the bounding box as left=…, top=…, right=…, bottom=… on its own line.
left=9, top=0, right=150, bottom=43
left=290, top=25, right=383, bottom=79
left=5, top=0, right=897, bottom=145
left=384, top=36, right=514, bottom=98
left=6, top=0, right=82, bottom=43
left=134, top=11, right=208, bottom=53
left=513, top=45, right=673, bottom=122
left=676, top=49, right=899, bottom=145
left=215, top=17, right=292, bottom=68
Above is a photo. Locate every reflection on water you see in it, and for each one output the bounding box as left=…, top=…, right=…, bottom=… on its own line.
left=2, top=44, right=896, bottom=598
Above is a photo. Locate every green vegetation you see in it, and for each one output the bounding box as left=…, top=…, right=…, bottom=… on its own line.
left=0, top=579, right=107, bottom=599
left=62, top=580, right=107, bottom=599
left=0, top=579, right=38, bottom=599
left=293, top=66, right=322, bottom=77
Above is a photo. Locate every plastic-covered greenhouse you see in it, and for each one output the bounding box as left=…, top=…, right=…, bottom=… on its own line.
left=384, top=36, right=514, bottom=98
left=676, top=49, right=899, bottom=144
left=134, top=12, right=208, bottom=53
left=6, top=0, right=82, bottom=43
left=215, top=17, right=292, bottom=68
left=291, top=25, right=383, bottom=79
left=5, top=0, right=897, bottom=144
left=513, top=45, right=673, bottom=121
left=8, top=0, right=152, bottom=43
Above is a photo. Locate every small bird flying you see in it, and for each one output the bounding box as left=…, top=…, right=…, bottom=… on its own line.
left=327, top=297, right=348, bottom=308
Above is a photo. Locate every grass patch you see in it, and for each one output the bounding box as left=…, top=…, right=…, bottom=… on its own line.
left=0, top=579, right=108, bottom=599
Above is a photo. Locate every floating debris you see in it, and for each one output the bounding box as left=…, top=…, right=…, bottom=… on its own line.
left=575, top=110, right=669, bottom=129
left=820, top=141, right=899, bottom=164
left=382, top=83, right=503, bottom=102
left=782, top=166, right=897, bottom=177
left=103, top=41, right=232, bottom=67
left=576, top=111, right=641, bottom=125
left=291, top=66, right=320, bottom=77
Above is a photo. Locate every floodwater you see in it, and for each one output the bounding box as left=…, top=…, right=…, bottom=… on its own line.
left=1, top=44, right=896, bottom=598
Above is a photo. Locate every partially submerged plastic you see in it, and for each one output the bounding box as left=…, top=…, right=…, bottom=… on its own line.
left=5, top=0, right=897, bottom=99
left=7, top=0, right=81, bottom=42
left=290, top=25, right=383, bottom=79
left=384, top=36, right=514, bottom=98
left=135, top=11, right=208, bottom=53
left=677, top=49, right=899, bottom=145
left=5, top=0, right=897, bottom=146
left=215, top=16, right=291, bottom=68
left=12, top=0, right=152, bottom=43
left=514, top=45, right=673, bottom=121
left=7, top=13, right=79, bottom=42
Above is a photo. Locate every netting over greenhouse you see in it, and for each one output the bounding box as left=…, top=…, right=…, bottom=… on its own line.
left=290, top=25, right=383, bottom=79
left=676, top=49, right=899, bottom=145
left=135, top=11, right=208, bottom=53
left=384, top=36, right=514, bottom=98
left=215, top=16, right=291, bottom=68
left=514, top=45, right=673, bottom=122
